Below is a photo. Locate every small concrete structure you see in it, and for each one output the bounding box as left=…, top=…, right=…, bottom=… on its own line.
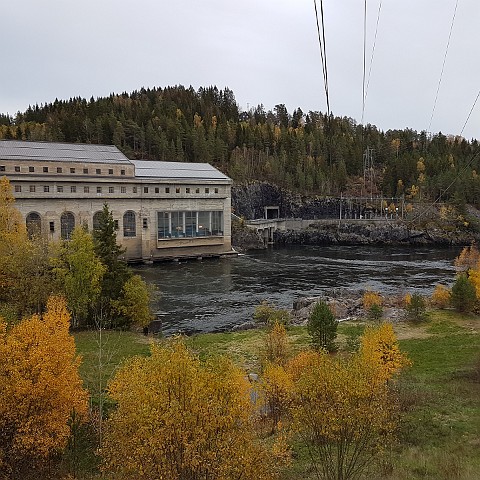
left=0, top=140, right=234, bottom=262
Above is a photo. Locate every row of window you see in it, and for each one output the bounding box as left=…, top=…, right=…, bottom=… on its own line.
left=26, top=210, right=138, bottom=239
left=14, top=185, right=221, bottom=194
left=157, top=211, right=224, bottom=238
left=1, top=165, right=126, bottom=175
left=25, top=210, right=224, bottom=241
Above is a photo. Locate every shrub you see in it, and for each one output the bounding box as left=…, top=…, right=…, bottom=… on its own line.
left=406, top=293, right=427, bottom=323
left=450, top=274, right=476, bottom=313
left=363, top=290, right=382, bottom=312
left=254, top=301, right=290, bottom=327
left=431, top=284, right=451, bottom=309
left=368, top=303, right=383, bottom=322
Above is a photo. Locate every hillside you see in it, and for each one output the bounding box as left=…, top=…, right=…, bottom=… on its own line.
left=1, top=85, right=479, bottom=206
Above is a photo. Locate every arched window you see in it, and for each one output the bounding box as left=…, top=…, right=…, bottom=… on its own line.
left=123, top=211, right=136, bottom=237
left=93, top=211, right=103, bottom=231
left=26, top=212, right=41, bottom=238
left=60, top=212, right=75, bottom=239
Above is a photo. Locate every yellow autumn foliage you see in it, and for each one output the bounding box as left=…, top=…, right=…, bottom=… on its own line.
left=363, top=290, right=382, bottom=311
left=290, top=346, right=400, bottom=480
left=262, top=320, right=290, bottom=368
left=260, top=362, right=294, bottom=431
left=102, top=339, right=281, bottom=480
left=0, top=296, right=88, bottom=477
left=454, top=245, right=480, bottom=299
left=431, top=284, right=451, bottom=309
left=358, top=322, right=411, bottom=384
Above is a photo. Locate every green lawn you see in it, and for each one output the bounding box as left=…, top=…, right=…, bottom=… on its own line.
left=73, top=310, right=480, bottom=480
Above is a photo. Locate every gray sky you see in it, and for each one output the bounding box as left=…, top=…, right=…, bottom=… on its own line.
left=2, top=1, right=479, bottom=140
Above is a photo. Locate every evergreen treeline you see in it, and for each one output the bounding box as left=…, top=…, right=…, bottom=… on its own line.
left=1, top=85, right=480, bottom=205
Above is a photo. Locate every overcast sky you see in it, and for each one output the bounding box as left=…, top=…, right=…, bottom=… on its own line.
left=2, top=1, right=479, bottom=140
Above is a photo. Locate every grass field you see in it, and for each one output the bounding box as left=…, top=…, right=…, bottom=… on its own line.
left=74, top=310, right=480, bottom=479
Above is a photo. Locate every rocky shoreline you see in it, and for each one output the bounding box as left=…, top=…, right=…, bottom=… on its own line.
left=273, top=222, right=479, bottom=247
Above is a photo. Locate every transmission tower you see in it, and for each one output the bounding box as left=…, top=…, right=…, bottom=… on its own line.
left=362, top=146, right=375, bottom=197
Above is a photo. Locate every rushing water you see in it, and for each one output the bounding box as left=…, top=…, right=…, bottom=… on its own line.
left=136, top=245, right=461, bottom=335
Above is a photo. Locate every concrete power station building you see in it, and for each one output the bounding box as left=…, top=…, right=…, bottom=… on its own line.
left=0, top=140, right=233, bottom=261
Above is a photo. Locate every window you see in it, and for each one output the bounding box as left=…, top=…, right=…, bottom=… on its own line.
left=212, top=211, right=223, bottom=235
left=29, top=185, right=36, bottom=193
left=144, top=187, right=149, bottom=194
left=15, top=166, right=20, bottom=172
left=133, top=186, right=137, bottom=194
left=0, top=166, right=5, bottom=172
left=43, top=186, right=50, bottom=193
left=57, top=186, right=63, bottom=193
left=97, top=186, right=102, bottom=194
left=14, top=185, right=21, bottom=193
left=171, top=211, right=183, bottom=237
left=157, top=211, right=224, bottom=240
left=57, top=167, right=63, bottom=173
left=185, top=211, right=196, bottom=237
left=121, top=169, right=125, bottom=176
left=205, top=188, right=209, bottom=194
left=60, top=212, right=75, bottom=239
left=26, top=212, right=41, bottom=238
left=123, top=211, right=136, bottom=237
left=176, top=187, right=180, bottom=194
left=43, top=167, right=48, bottom=173
left=121, top=186, right=126, bottom=193
left=186, top=188, right=190, bottom=194
left=109, top=186, right=114, bottom=193
left=143, top=218, right=148, bottom=229
left=165, top=187, right=170, bottom=193
left=195, top=188, right=200, bottom=194
left=71, top=186, right=76, bottom=193
left=83, top=168, right=88, bottom=174
left=158, top=213, right=170, bottom=238
left=96, top=168, right=101, bottom=175
left=155, top=187, right=159, bottom=194
left=84, top=186, right=90, bottom=193
left=70, top=167, right=76, bottom=174
left=108, top=169, right=113, bottom=175
left=214, top=187, right=219, bottom=194
left=93, top=211, right=103, bottom=231
left=114, top=220, right=119, bottom=230
left=29, top=166, right=35, bottom=172
left=49, top=221, right=55, bottom=232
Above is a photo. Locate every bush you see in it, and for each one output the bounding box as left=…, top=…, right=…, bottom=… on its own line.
left=431, top=284, right=451, bottom=309
left=406, top=293, right=427, bottom=323
left=363, top=290, right=382, bottom=312
left=368, top=303, right=383, bottom=322
left=254, top=301, right=290, bottom=327
left=450, top=274, right=476, bottom=313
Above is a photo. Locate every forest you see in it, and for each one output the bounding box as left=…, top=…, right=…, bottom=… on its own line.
left=1, top=85, right=480, bottom=207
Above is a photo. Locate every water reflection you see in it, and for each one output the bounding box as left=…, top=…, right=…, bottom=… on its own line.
left=135, top=245, right=460, bottom=335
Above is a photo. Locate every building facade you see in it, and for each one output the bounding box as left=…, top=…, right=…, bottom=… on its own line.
left=0, top=140, right=233, bottom=261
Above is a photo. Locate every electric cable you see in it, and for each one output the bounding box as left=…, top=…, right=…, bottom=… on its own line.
left=428, top=0, right=460, bottom=132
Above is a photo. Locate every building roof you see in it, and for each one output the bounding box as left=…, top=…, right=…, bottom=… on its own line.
left=0, top=140, right=131, bottom=164
left=131, top=160, right=231, bottom=182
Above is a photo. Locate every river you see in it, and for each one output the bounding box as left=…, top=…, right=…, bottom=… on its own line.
left=135, top=245, right=461, bottom=335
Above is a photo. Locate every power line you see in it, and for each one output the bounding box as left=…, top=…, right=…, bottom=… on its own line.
left=460, top=90, right=480, bottom=137
left=364, top=1, right=383, bottom=114
left=313, top=0, right=330, bottom=115
left=428, top=0, right=460, bottom=132
left=361, top=0, right=367, bottom=125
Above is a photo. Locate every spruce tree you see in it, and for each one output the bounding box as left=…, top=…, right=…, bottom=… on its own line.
left=93, top=204, right=131, bottom=326
left=307, top=301, right=338, bottom=352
